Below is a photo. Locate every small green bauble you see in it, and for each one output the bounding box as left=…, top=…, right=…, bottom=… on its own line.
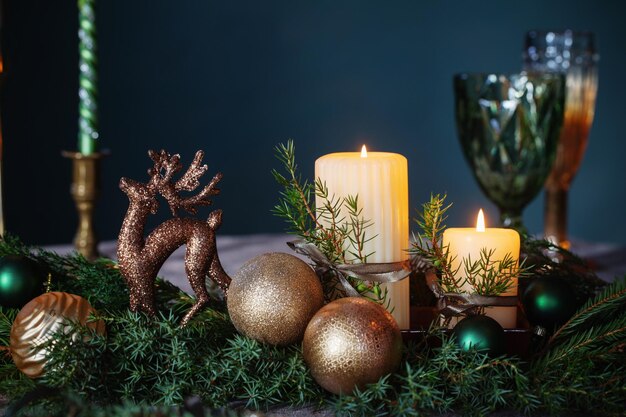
left=522, top=277, right=577, bottom=328
left=452, top=315, right=505, bottom=356
left=0, top=255, right=45, bottom=309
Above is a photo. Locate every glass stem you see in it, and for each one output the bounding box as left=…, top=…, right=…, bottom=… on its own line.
left=499, top=209, right=526, bottom=235
left=544, top=188, right=569, bottom=249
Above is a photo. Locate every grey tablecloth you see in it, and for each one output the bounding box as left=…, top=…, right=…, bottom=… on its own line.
left=47, top=234, right=625, bottom=295
left=48, top=234, right=302, bottom=294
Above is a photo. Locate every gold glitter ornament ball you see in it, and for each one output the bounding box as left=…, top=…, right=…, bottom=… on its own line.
left=10, top=292, right=105, bottom=378
left=227, top=252, right=324, bottom=346
left=302, top=297, right=402, bottom=395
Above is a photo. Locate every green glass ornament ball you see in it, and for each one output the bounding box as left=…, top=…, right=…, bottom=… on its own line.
left=452, top=315, right=505, bottom=356
left=0, top=255, right=45, bottom=309
left=522, top=277, right=577, bottom=329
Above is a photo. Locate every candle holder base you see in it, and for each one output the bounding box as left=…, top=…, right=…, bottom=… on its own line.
left=62, top=151, right=108, bottom=261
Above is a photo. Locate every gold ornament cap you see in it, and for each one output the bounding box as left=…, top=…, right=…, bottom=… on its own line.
left=10, top=291, right=105, bottom=378
left=227, top=252, right=324, bottom=346
left=302, top=297, right=402, bottom=395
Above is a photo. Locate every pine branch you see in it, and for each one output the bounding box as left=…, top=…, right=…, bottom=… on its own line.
left=521, top=238, right=605, bottom=303
left=272, top=140, right=384, bottom=304
left=343, top=195, right=376, bottom=263
left=411, top=194, right=527, bottom=297
left=536, top=278, right=626, bottom=361
left=529, top=278, right=626, bottom=415
left=542, top=318, right=626, bottom=363
left=271, top=141, right=318, bottom=239
left=529, top=352, right=625, bottom=414
left=463, top=249, right=528, bottom=296
left=410, top=193, right=460, bottom=292
left=272, top=141, right=345, bottom=262
left=330, top=334, right=538, bottom=417
left=549, top=277, right=626, bottom=343
left=0, top=307, right=17, bottom=348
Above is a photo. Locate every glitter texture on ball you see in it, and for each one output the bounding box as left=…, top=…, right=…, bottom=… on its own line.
left=302, top=297, right=402, bottom=395
left=227, top=252, right=324, bottom=346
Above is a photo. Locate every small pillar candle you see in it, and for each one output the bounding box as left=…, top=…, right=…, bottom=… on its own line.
left=442, top=210, right=520, bottom=328
left=315, top=146, right=410, bottom=329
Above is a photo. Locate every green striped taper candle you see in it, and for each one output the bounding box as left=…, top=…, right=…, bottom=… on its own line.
left=78, top=0, right=98, bottom=155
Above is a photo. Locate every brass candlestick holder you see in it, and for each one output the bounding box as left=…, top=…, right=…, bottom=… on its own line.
left=62, top=151, right=108, bottom=260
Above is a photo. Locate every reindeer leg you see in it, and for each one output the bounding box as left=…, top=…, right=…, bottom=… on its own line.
left=181, top=276, right=210, bottom=326
left=180, top=297, right=209, bottom=326
left=181, top=279, right=210, bottom=326
left=132, top=281, right=157, bottom=317
left=141, top=282, right=157, bottom=317
left=205, top=209, right=231, bottom=295
left=209, top=253, right=231, bottom=295
left=180, top=237, right=212, bottom=326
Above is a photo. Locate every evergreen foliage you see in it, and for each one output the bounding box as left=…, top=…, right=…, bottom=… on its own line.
left=520, top=238, right=606, bottom=305
left=410, top=194, right=530, bottom=296
left=0, top=236, right=624, bottom=416
left=272, top=140, right=387, bottom=305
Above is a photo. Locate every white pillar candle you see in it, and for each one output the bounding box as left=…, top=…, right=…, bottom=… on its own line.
left=442, top=210, right=520, bottom=328
left=315, top=146, right=410, bottom=329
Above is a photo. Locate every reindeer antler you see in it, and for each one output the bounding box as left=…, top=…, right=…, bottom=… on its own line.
left=175, top=151, right=208, bottom=191
left=147, top=149, right=182, bottom=191
left=146, top=149, right=222, bottom=216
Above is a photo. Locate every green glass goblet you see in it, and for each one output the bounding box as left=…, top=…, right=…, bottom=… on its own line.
left=453, top=72, right=565, bottom=232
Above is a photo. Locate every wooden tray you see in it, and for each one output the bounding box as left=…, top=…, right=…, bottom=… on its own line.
left=401, top=306, right=532, bottom=358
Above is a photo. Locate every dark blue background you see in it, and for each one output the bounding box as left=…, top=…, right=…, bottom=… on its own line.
left=2, top=0, right=625, bottom=246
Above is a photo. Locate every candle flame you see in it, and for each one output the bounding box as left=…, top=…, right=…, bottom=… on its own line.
left=361, top=145, right=368, bottom=158
left=476, top=209, right=486, bottom=232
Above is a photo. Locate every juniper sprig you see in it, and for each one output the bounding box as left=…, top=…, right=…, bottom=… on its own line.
left=272, top=140, right=385, bottom=305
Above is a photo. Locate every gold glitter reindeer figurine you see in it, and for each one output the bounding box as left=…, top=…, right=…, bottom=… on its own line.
left=117, top=150, right=231, bottom=325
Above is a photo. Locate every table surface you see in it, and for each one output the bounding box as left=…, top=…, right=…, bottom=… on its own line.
left=47, top=234, right=625, bottom=294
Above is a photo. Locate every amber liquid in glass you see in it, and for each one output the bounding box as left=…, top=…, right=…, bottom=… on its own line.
left=544, top=68, right=598, bottom=248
